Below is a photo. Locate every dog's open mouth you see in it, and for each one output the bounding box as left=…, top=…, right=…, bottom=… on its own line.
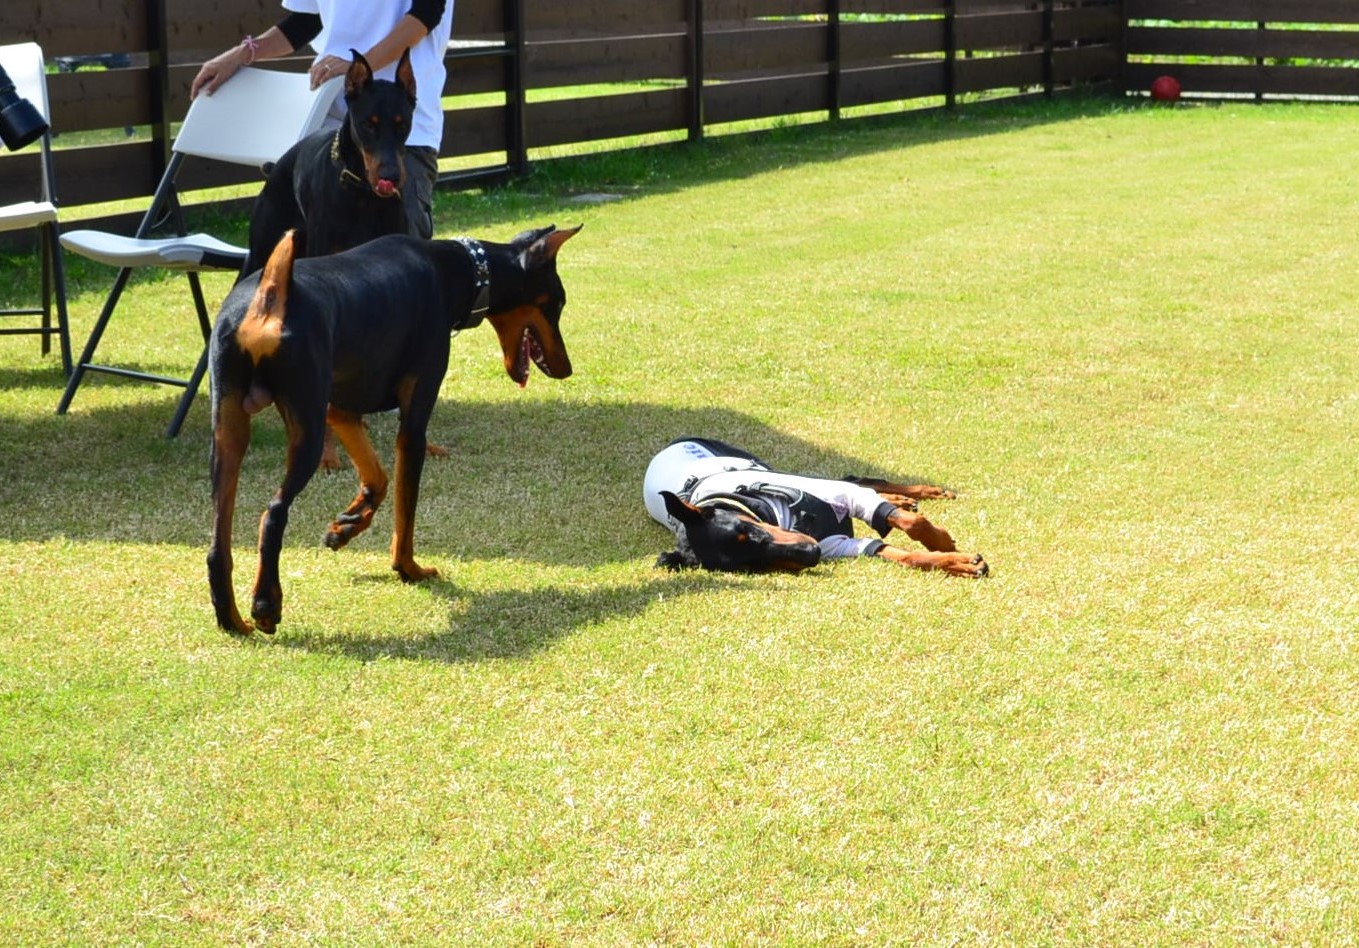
left=511, top=326, right=549, bottom=387
left=492, top=309, right=571, bottom=388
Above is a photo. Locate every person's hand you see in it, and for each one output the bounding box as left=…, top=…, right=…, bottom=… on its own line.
left=191, top=46, right=248, bottom=98
left=309, top=54, right=350, bottom=90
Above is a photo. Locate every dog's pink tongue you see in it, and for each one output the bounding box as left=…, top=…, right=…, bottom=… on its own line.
left=375, top=179, right=396, bottom=197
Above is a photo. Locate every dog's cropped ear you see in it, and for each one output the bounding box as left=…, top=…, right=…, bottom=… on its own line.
left=517, top=224, right=583, bottom=271
left=345, top=49, right=373, bottom=98
left=510, top=225, right=554, bottom=249
left=660, top=490, right=705, bottom=528
left=395, top=47, right=416, bottom=102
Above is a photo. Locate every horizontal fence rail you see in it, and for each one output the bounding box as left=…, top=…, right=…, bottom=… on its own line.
left=8, top=2, right=1359, bottom=229
left=1126, top=0, right=1359, bottom=100
left=1, top=0, right=1124, bottom=229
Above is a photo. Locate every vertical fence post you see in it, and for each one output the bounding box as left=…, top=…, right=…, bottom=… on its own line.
left=828, top=0, right=841, bottom=120
left=1117, top=0, right=1130, bottom=95
left=506, top=0, right=528, bottom=176
left=146, top=0, right=171, bottom=184
left=1255, top=20, right=1266, bottom=103
left=1041, top=0, right=1054, bottom=97
left=944, top=0, right=957, bottom=109
left=687, top=0, right=705, bottom=141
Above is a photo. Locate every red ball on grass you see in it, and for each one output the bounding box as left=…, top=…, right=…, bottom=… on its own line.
left=1150, top=75, right=1181, bottom=102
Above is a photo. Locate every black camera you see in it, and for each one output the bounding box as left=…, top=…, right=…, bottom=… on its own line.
left=0, top=62, right=49, bottom=151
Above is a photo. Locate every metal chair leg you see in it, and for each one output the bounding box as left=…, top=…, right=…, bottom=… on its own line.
left=56, top=266, right=133, bottom=415
left=46, top=221, right=74, bottom=377
left=165, top=343, right=210, bottom=439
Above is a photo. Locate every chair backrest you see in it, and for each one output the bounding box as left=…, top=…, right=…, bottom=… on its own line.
left=172, top=68, right=344, bottom=167
left=0, top=42, right=50, bottom=122
left=0, top=42, right=55, bottom=203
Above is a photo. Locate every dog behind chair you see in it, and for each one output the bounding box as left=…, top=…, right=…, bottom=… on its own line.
left=207, top=224, right=582, bottom=636
left=240, top=48, right=418, bottom=279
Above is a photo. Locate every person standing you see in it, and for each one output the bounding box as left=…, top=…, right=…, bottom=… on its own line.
left=191, top=0, right=453, bottom=238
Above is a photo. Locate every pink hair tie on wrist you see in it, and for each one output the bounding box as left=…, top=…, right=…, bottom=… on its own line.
left=241, top=35, right=260, bottom=65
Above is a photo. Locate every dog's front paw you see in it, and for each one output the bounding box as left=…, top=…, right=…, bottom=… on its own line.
left=943, top=552, right=989, bottom=578
left=393, top=559, right=439, bottom=583
left=250, top=599, right=282, bottom=634
left=880, top=494, right=920, bottom=512
left=655, top=550, right=693, bottom=571
left=910, top=485, right=958, bottom=501
left=216, top=608, right=255, bottom=636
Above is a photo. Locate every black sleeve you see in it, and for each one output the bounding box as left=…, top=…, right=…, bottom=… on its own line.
left=408, top=0, right=447, bottom=33
left=277, top=12, right=323, bottom=50
left=869, top=501, right=896, bottom=538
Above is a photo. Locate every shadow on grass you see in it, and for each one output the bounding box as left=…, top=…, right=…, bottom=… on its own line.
left=270, top=569, right=758, bottom=664
left=0, top=93, right=1050, bottom=658
left=0, top=392, right=951, bottom=556
left=4, top=387, right=910, bottom=660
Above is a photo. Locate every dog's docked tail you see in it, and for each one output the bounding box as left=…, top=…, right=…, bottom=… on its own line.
left=236, top=229, right=300, bottom=368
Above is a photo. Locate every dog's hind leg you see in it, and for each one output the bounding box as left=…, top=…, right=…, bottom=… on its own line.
left=318, top=427, right=347, bottom=471
left=846, top=475, right=957, bottom=508
left=207, top=394, right=254, bottom=634
left=323, top=407, right=390, bottom=550
left=249, top=405, right=325, bottom=633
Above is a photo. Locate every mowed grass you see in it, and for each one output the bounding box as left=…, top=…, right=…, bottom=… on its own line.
left=2, top=94, right=1358, bottom=943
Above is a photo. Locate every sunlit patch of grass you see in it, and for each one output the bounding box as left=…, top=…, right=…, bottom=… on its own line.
left=3, top=95, right=1359, bottom=943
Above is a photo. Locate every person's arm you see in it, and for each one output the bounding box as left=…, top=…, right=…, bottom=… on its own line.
left=306, top=1, right=445, bottom=87
left=190, top=14, right=321, bottom=98
left=818, top=535, right=886, bottom=560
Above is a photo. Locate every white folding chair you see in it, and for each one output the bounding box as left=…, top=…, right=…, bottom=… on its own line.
left=0, top=42, right=72, bottom=376
left=57, top=67, right=343, bottom=437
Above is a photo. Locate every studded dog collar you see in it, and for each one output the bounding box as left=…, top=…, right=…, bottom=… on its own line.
left=454, top=236, right=492, bottom=319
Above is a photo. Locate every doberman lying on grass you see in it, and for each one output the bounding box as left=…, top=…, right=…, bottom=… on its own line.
left=644, top=437, right=988, bottom=577
left=240, top=49, right=419, bottom=279
left=207, top=224, right=581, bottom=635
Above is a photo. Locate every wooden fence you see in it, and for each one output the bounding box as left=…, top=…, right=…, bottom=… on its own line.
left=1, top=0, right=1124, bottom=225
left=10, top=1, right=1359, bottom=225
left=1125, top=0, right=1359, bottom=99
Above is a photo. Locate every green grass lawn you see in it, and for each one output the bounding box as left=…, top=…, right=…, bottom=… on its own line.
left=2, top=93, right=1358, bottom=943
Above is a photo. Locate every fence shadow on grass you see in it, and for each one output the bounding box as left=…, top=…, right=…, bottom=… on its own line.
left=0, top=391, right=952, bottom=551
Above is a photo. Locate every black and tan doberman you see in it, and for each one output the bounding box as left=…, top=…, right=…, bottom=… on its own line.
left=240, top=48, right=418, bottom=279
left=644, top=437, right=988, bottom=577
left=207, top=224, right=581, bottom=635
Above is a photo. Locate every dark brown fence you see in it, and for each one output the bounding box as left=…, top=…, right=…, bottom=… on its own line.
left=9, top=1, right=1359, bottom=225
left=1125, top=0, right=1359, bottom=99
left=1, top=0, right=1123, bottom=225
